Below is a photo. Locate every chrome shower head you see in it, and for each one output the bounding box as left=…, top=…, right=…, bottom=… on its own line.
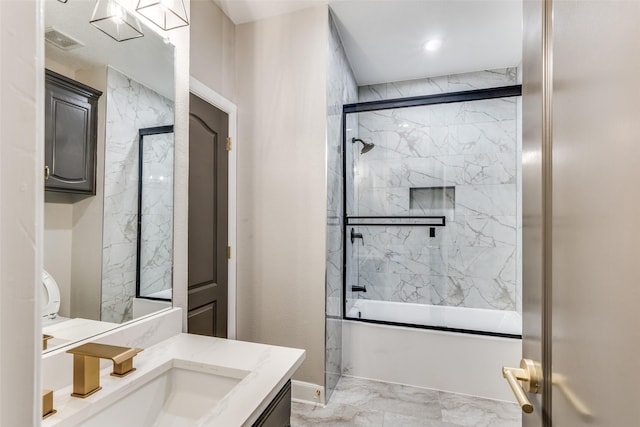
left=352, top=138, right=375, bottom=154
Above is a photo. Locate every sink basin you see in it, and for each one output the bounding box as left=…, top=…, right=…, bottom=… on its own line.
left=79, top=360, right=249, bottom=426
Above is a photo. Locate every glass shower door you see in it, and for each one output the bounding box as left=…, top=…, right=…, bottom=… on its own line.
left=343, top=88, right=522, bottom=337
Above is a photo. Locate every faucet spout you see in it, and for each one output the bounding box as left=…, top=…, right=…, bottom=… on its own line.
left=66, top=343, right=143, bottom=398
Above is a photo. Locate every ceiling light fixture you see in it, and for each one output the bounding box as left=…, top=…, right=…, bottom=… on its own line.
left=136, top=0, right=189, bottom=31
left=424, top=39, right=442, bottom=52
left=90, top=0, right=144, bottom=42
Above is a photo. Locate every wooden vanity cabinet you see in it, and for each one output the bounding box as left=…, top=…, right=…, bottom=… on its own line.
left=44, top=69, right=102, bottom=197
left=253, top=380, right=292, bottom=427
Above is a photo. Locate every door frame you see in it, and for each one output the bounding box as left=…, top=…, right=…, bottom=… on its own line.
left=189, top=77, right=237, bottom=339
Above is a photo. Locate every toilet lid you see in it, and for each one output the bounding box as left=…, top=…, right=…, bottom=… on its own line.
left=42, top=270, right=61, bottom=318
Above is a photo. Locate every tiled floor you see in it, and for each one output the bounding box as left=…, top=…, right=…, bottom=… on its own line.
left=291, top=377, right=521, bottom=427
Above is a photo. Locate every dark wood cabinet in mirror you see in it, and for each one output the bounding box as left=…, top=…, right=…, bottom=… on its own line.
left=44, top=69, right=102, bottom=198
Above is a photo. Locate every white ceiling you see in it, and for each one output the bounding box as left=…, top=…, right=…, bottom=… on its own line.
left=216, top=0, right=522, bottom=86
left=45, top=0, right=174, bottom=100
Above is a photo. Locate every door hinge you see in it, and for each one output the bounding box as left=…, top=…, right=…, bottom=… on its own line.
left=226, top=246, right=231, bottom=259
left=226, top=137, right=232, bottom=151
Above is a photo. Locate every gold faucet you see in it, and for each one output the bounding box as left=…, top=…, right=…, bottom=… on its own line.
left=42, top=334, right=53, bottom=351
left=66, top=343, right=143, bottom=398
left=42, top=389, right=56, bottom=419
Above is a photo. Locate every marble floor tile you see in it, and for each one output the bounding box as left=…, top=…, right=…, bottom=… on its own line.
left=291, top=376, right=521, bottom=427
left=291, top=401, right=385, bottom=426
left=331, top=376, right=442, bottom=420
left=439, top=392, right=521, bottom=427
left=383, top=412, right=461, bottom=427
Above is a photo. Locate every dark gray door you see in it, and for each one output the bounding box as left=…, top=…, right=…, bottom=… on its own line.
left=188, top=93, right=229, bottom=338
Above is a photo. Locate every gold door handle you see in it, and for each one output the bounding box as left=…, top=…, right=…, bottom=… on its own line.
left=44, top=165, right=50, bottom=181
left=502, top=358, right=542, bottom=414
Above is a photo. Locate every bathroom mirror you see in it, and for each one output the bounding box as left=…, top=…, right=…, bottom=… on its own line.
left=42, top=0, right=175, bottom=353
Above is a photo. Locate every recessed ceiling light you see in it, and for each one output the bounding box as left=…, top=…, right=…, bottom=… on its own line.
left=424, top=39, right=442, bottom=52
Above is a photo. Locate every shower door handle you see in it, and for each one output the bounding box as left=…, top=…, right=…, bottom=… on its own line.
left=502, top=358, right=542, bottom=414
left=350, top=228, right=364, bottom=245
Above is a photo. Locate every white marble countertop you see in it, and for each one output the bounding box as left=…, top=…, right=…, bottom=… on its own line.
left=43, top=333, right=305, bottom=426
left=43, top=318, right=120, bottom=352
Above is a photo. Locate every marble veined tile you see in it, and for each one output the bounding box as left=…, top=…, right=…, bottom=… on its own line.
left=291, top=402, right=384, bottom=427
left=439, top=392, right=521, bottom=427
left=450, top=121, right=517, bottom=155
left=331, top=377, right=442, bottom=420
left=463, top=215, right=517, bottom=248
left=356, top=187, right=410, bottom=216
left=102, top=67, right=174, bottom=323
left=447, top=68, right=517, bottom=92
left=448, top=98, right=517, bottom=126
left=455, top=185, right=516, bottom=216
left=463, top=153, right=516, bottom=185
left=383, top=412, right=461, bottom=427
left=357, top=68, right=516, bottom=103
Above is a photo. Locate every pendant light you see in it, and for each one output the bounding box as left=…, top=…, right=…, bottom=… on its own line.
left=135, top=0, right=189, bottom=31
left=90, top=0, right=144, bottom=42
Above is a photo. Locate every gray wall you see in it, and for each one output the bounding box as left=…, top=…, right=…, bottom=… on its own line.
left=236, top=6, right=329, bottom=388
left=190, top=0, right=236, bottom=101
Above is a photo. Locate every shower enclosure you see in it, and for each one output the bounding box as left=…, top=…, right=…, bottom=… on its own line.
left=342, top=86, right=522, bottom=337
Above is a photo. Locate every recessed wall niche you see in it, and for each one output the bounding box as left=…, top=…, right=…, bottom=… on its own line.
left=409, top=186, right=455, bottom=211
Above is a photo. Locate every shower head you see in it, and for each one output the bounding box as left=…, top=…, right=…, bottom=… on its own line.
left=352, top=138, right=375, bottom=154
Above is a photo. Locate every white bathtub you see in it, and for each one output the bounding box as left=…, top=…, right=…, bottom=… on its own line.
left=342, top=299, right=522, bottom=401
left=347, top=299, right=522, bottom=336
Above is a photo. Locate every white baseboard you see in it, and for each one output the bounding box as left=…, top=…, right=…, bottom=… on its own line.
left=291, top=380, right=325, bottom=406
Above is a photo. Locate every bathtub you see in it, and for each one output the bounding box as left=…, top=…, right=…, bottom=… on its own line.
left=346, top=299, right=522, bottom=336
left=342, top=299, right=522, bottom=401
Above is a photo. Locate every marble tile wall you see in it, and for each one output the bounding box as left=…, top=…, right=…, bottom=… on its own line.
left=347, top=68, right=521, bottom=313
left=102, top=67, right=174, bottom=323
left=139, top=132, right=174, bottom=298
left=326, top=13, right=358, bottom=401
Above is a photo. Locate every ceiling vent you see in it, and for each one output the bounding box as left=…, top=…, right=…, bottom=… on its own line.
left=45, top=27, right=84, bottom=51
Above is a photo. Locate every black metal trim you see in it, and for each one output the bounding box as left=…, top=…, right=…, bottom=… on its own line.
left=347, top=216, right=446, bottom=227
left=138, top=296, right=171, bottom=302
left=135, top=125, right=174, bottom=300
left=345, top=316, right=522, bottom=340
left=341, top=107, right=348, bottom=320
left=344, top=85, right=522, bottom=114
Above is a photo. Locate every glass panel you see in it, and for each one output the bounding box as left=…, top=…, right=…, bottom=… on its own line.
left=138, top=130, right=175, bottom=300
left=344, top=95, right=521, bottom=336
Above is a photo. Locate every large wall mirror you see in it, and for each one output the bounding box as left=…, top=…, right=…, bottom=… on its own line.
left=42, top=0, right=175, bottom=353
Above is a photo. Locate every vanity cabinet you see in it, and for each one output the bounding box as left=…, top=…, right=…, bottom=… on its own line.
left=253, top=380, right=292, bottom=427
left=44, top=69, right=102, bottom=196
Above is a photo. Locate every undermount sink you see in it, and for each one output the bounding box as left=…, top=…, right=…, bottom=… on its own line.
left=78, top=359, right=250, bottom=426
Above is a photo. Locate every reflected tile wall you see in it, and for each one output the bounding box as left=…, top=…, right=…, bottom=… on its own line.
left=350, top=69, right=521, bottom=312
left=102, top=68, right=174, bottom=323
left=326, top=13, right=357, bottom=401
left=139, top=133, right=174, bottom=298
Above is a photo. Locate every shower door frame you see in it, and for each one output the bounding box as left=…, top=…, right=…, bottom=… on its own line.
left=341, top=85, right=523, bottom=339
